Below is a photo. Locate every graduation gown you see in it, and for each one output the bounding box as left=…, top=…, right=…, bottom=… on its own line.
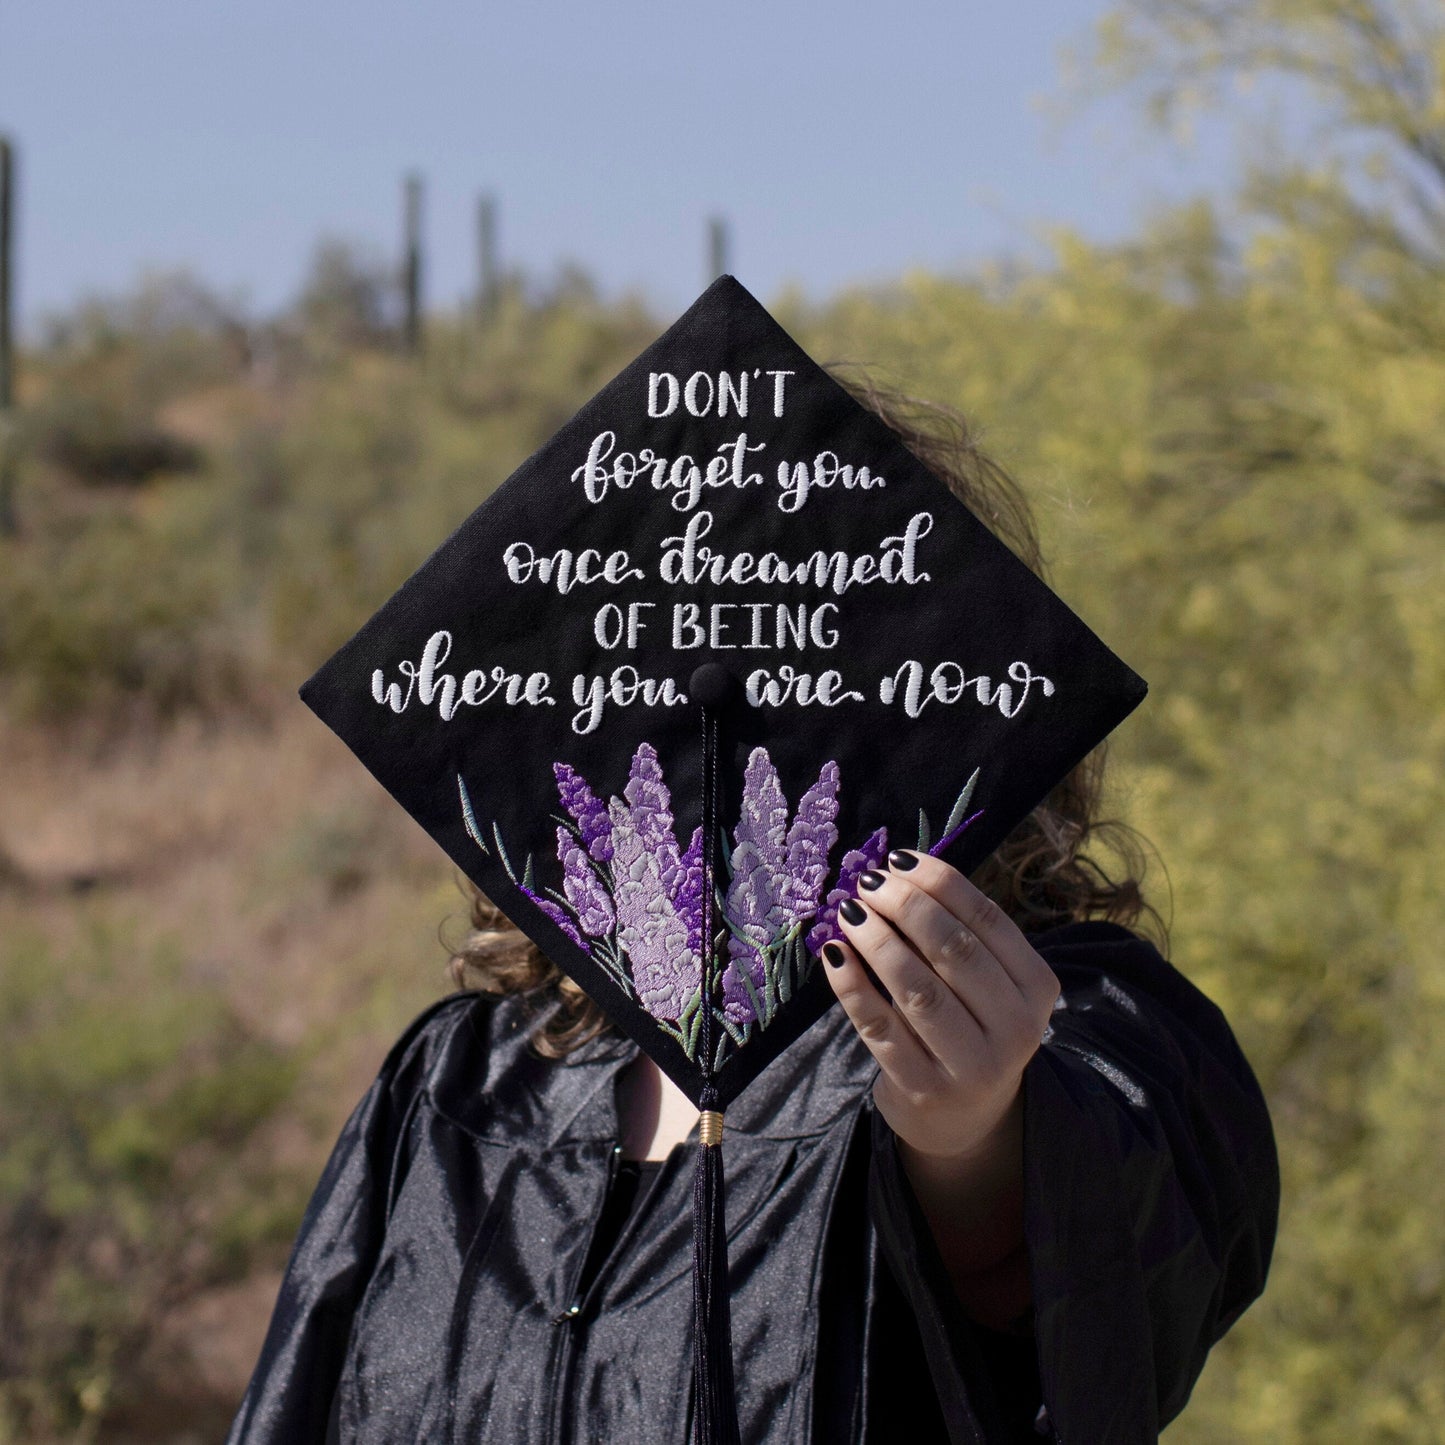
left=224, top=921, right=1279, bottom=1444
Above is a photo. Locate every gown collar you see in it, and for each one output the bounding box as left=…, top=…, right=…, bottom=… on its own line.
left=427, top=990, right=878, bottom=1150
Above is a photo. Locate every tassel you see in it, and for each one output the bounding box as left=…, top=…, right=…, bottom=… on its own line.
left=689, top=668, right=742, bottom=1445
left=691, top=1095, right=740, bottom=1445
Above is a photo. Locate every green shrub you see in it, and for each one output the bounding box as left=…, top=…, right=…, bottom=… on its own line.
left=0, top=486, right=245, bottom=723
left=0, top=922, right=303, bottom=1440
left=35, top=271, right=250, bottom=413
left=30, top=394, right=203, bottom=488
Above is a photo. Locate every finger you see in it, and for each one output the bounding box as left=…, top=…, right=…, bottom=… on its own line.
left=837, top=894, right=982, bottom=1063
left=856, top=868, right=1028, bottom=1037
left=886, top=850, right=1062, bottom=1012
left=818, top=935, right=941, bottom=1099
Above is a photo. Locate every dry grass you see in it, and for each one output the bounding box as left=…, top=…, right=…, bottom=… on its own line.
left=0, top=699, right=461, bottom=1420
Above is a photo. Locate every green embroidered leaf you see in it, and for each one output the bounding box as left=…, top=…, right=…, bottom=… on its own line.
left=777, top=934, right=798, bottom=1006
left=680, top=989, right=703, bottom=1056
left=458, top=775, right=487, bottom=852
left=942, top=767, right=981, bottom=839
left=718, top=1011, right=750, bottom=1048
left=492, top=822, right=518, bottom=883
left=739, top=964, right=768, bottom=1030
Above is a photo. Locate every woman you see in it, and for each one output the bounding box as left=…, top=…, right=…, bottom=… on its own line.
left=226, top=387, right=1280, bottom=1444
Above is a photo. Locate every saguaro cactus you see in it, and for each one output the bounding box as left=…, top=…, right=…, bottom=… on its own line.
left=708, top=215, right=729, bottom=283
left=402, top=171, right=423, bottom=354
left=0, top=136, right=16, bottom=536
left=477, top=193, right=499, bottom=327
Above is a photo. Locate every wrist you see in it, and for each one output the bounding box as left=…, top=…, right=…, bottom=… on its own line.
left=894, top=1078, right=1024, bottom=1175
left=892, top=1085, right=1026, bottom=1284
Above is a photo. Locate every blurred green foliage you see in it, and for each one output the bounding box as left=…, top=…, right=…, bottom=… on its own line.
left=0, top=922, right=302, bottom=1440
left=788, top=219, right=1444, bottom=1437
left=0, top=489, right=244, bottom=721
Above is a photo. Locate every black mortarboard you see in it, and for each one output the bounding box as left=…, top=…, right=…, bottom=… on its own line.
left=300, top=276, right=1146, bottom=1443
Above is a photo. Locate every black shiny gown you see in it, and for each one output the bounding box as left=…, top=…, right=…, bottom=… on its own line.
left=225, top=921, right=1279, bottom=1444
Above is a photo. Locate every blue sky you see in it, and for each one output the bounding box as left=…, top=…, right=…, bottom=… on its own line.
left=0, top=1, right=1244, bottom=330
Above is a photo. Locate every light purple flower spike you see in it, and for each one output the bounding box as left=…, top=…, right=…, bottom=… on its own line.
left=624, top=743, right=686, bottom=893
left=554, top=761, right=613, bottom=862
left=556, top=826, right=615, bottom=938
left=608, top=744, right=699, bottom=1023
left=676, top=826, right=705, bottom=958
left=781, top=760, right=840, bottom=924
left=720, top=750, right=842, bottom=1026
left=806, top=827, right=889, bottom=955
left=721, top=749, right=790, bottom=1024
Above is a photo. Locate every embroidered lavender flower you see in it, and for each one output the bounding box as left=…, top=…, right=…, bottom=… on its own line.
left=723, top=748, right=790, bottom=939
left=553, top=761, right=613, bottom=862
left=608, top=745, right=699, bottom=1023
left=501, top=744, right=984, bottom=1065
left=623, top=743, right=687, bottom=893
left=556, top=825, right=615, bottom=938
left=805, top=827, right=889, bottom=955
left=675, top=826, right=705, bottom=958
left=523, top=886, right=588, bottom=952
left=721, top=953, right=765, bottom=1025
left=780, top=760, right=840, bottom=923
left=721, top=750, right=841, bottom=1026
left=721, top=749, right=791, bottom=1023
left=929, top=807, right=983, bottom=857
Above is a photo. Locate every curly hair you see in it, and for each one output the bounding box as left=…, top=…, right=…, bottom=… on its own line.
left=446, top=371, right=1168, bottom=1057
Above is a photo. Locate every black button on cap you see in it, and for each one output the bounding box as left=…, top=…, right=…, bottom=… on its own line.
left=689, top=663, right=738, bottom=709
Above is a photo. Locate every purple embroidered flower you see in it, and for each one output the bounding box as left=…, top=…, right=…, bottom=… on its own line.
left=556, top=826, right=615, bottom=938
left=780, top=760, right=840, bottom=924
left=554, top=761, right=613, bottom=862
left=523, top=886, right=589, bottom=952
left=929, top=808, right=984, bottom=858
left=721, top=954, right=765, bottom=1026
left=721, top=749, right=791, bottom=1024
left=623, top=742, right=686, bottom=894
left=805, top=827, right=889, bottom=955
left=723, top=748, right=789, bottom=942
left=608, top=746, right=699, bottom=1023
left=676, top=826, right=705, bottom=959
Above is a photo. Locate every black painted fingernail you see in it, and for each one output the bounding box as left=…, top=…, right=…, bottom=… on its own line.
left=823, top=942, right=845, bottom=968
left=858, top=869, right=887, bottom=892
left=887, top=850, right=919, bottom=872
left=840, top=897, right=867, bottom=926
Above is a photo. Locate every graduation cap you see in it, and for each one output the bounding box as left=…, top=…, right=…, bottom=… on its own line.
left=300, top=276, right=1147, bottom=1444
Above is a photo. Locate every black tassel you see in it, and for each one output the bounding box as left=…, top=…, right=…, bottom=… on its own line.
left=690, top=681, right=741, bottom=1445
left=691, top=1089, right=740, bottom=1445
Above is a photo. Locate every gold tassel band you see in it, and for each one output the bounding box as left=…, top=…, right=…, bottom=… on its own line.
left=698, top=1110, right=724, bottom=1147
